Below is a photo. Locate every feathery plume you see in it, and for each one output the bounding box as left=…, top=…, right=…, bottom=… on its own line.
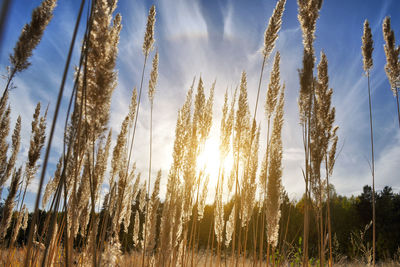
left=0, top=104, right=10, bottom=192
left=266, top=84, right=285, bottom=249
left=225, top=205, right=235, bottom=247
left=382, top=16, right=400, bottom=92
left=202, top=81, right=215, bottom=142
left=110, top=116, right=129, bottom=187
left=24, top=102, right=47, bottom=190
left=80, top=2, right=122, bottom=141
left=0, top=116, right=21, bottom=197
left=143, top=5, right=156, bottom=56
left=42, top=157, right=62, bottom=208
left=297, top=0, right=322, bottom=52
left=21, top=205, right=29, bottom=231
left=265, top=52, right=281, bottom=119
left=235, top=72, right=251, bottom=161
left=122, top=185, right=134, bottom=233
left=133, top=210, right=141, bottom=247
left=158, top=80, right=195, bottom=265
left=219, top=90, right=230, bottom=159
left=328, top=127, right=338, bottom=176
left=145, top=170, right=161, bottom=250
left=9, top=0, right=57, bottom=72
left=139, top=181, right=147, bottom=212
left=10, top=210, right=23, bottom=245
left=214, top=173, right=224, bottom=245
left=93, top=130, right=112, bottom=203
left=362, top=20, right=374, bottom=73
left=128, top=88, right=138, bottom=124
left=263, top=0, right=286, bottom=59
left=241, top=126, right=260, bottom=228
left=148, top=51, right=159, bottom=103
left=297, top=1, right=323, bottom=264
left=198, top=174, right=209, bottom=220
left=0, top=167, right=22, bottom=241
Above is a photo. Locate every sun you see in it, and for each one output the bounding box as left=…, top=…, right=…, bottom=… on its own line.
left=196, top=134, right=235, bottom=199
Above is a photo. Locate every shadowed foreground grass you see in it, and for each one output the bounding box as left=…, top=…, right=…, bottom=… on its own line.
left=1, top=248, right=400, bottom=267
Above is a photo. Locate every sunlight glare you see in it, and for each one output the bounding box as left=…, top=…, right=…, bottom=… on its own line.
left=197, top=134, right=234, bottom=200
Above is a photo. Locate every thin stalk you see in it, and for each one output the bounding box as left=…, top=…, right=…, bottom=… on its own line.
left=302, top=124, right=309, bottom=267
left=318, top=176, right=324, bottom=267
left=252, top=202, right=259, bottom=266
left=217, top=241, right=222, bottom=267
left=242, top=223, right=249, bottom=267
left=303, top=80, right=314, bottom=267
left=278, top=202, right=291, bottom=267
left=367, top=71, right=375, bottom=267
left=142, top=100, right=153, bottom=267
left=98, top=50, right=149, bottom=267
left=88, top=136, right=97, bottom=267
left=23, top=0, right=85, bottom=265
left=207, top=165, right=222, bottom=267
left=259, top=119, right=271, bottom=266
left=254, top=55, right=267, bottom=119
left=126, top=54, right=148, bottom=178
left=190, top=182, right=201, bottom=267
left=206, top=210, right=214, bottom=267
left=0, top=68, right=16, bottom=110
left=231, top=131, right=241, bottom=267
left=236, top=194, right=244, bottom=267
left=395, top=88, right=400, bottom=128
left=325, top=156, right=333, bottom=267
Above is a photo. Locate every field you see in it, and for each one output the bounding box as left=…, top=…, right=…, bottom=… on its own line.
left=0, top=0, right=399, bottom=266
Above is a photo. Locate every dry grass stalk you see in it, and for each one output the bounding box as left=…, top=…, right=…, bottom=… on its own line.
left=326, top=126, right=338, bottom=267
left=0, top=98, right=11, bottom=196
left=23, top=0, right=86, bottom=264
left=143, top=5, right=156, bottom=57
left=382, top=17, right=400, bottom=128
left=258, top=51, right=282, bottom=265
left=41, top=157, right=62, bottom=208
left=263, top=0, right=286, bottom=59
left=18, top=103, right=47, bottom=217
left=362, top=19, right=376, bottom=267
left=310, top=52, right=336, bottom=266
left=1, top=0, right=56, bottom=108
left=125, top=6, right=156, bottom=221
left=208, top=88, right=236, bottom=266
left=232, top=72, right=251, bottom=265
left=145, top=170, right=161, bottom=252
left=142, top=50, right=159, bottom=267
left=158, top=81, right=194, bottom=266
left=251, top=1, right=286, bottom=261
left=266, top=86, right=285, bottom=267
left=296, top=1, right=323, bottom=264
left=185, top=79, right=214, bottom=266
left=241, top=126, right=260, bottom=266
left=254, top=0, right=287, bottom=121
left=382, top=17, right=399, bottom=93
left=0, top=167, right=22, bottom=242
left=0, top=116, right=21, bottom=200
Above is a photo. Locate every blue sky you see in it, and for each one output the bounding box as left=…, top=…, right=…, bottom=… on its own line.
left=1, top=0, right=399, bottom=209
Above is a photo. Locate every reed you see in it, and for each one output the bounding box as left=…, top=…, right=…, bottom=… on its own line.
left=1, top=0, right=56, bottom=109
left=382, top=17, right=400, bottom=128
left=362, top=19, right=375, bottom=267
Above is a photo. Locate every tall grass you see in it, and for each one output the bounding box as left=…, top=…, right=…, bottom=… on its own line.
left=3, top=1, right=400, bottom=267
left=382, top=17, right=400, bottom=129
left=362, top=19, right=375, bottom=267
